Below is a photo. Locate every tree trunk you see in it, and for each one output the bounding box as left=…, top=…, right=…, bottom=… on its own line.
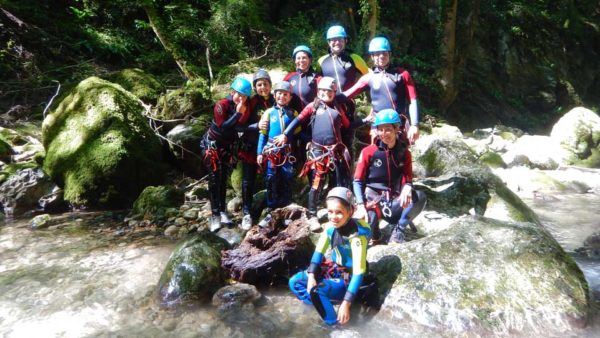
left=438, top=0, right=459, bottom=111
left=364, top=0, right=379, bottom=41
left=142, top=4, right=197, bottom=80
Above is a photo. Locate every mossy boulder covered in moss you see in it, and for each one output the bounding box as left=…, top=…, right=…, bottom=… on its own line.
left=158, top=231, right=230, bottom=306
left=551, top=107, right=600, bottom=168
left=501, top=135, right=568, bottom=170
left=132, top=185, right=184, bottom=218
left=479, top=151, right=506, bottom=169
left=105, top=68, right=164, bottom=104
left=42, top=76, right=165, bottom=207
left=165, top=117, right=211, bottom=178
left=413, top=136, right=538, bottom=225
left=156, top=78, right=212, bottom=121
left=368, top=216, right=589, bottom=334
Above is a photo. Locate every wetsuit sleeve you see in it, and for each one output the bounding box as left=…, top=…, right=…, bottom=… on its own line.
left=212, top=100, right=230, bottom=127
left=402, top=71, right=419, bottom=125
left=257, top=112, right=270, bottom=155
left=307, top=230, right=330, bottom=274
left=343, top=73, right=371, bottom=99
left=316, top=55, right=328, bottom=74
left=339, top=106, right=350, bottom=129
left=345, top=234, right=368, bottom=302
left=402, top=149, right=413, bottom=185
left=283, top=72, right=295, bottom=81
left=350, top=54, right=370, bottom=75
left=353, top=148, right=371, bottom=204
left=284, top=104, right=313, bottom=137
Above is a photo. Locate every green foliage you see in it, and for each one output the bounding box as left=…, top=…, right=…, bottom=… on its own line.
left=132, top=185, right=184, bottom=216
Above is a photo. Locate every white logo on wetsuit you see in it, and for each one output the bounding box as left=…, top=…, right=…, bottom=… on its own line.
left=374, top=159, right=383, bottom=167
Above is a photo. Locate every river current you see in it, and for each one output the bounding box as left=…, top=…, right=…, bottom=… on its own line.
left=1, top=192, right=599, bottom=337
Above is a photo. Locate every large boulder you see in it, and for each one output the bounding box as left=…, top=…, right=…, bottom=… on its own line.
left=42, top=77, right=165, bottom=207
left=132, top=185, right=185, bottom=218
left=368, top=216, right=589, bottom=334
left=501, top=135, right=568, bottom=169
left=550, top=107, right=600, bottom=168
left=164, top=118, right=210, bottom=179
left=413, top=135, right=539, bottom=227
left=105, top=68, right=164, bottom=104
left=156, top=78, right=212, bottom=124
left=0, top=168, right=55, bottom=216
left=157, top=231, right=230, bottom=306
left=221, top=205, right=314, bottom=285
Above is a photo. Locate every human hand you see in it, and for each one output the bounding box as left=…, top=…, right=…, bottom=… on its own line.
left=273, top=134, right=287, bottom=146
left=257, top=155, right=263, bottom=165
left=354, top=204, right=368, bottom=223
left=399, top=185, right=413, bottom=208
left=259, top=119, right=268, bottom=130
left=307, top=273, right=317, bottom=293
left=408, top=125, right=419, bottom=143
left=337, top=301, right=351, bottom=325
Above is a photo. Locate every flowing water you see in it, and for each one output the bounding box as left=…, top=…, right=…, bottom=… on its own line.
left=1, top=192, right=600, bottom=337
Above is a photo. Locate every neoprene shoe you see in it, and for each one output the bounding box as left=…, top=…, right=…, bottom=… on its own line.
left=220, top=212, right=233, bottom=226
left=258, top=213, right=272, bottom=228
left=241, top=214, right=252, bottom=230
left=210, top=215, right=222, bottom=232
left=388, top=225, right=406, bottom=244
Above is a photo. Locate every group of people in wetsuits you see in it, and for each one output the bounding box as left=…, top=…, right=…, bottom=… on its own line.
left=200, top=25, right=427, bottom=326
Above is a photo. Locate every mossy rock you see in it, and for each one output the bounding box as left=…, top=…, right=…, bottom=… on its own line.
left=550, top=107, right=600, bottom=168
left=105, top=68, right=164, bottom=104
left=42, top=76, right=165, bottom=207
left=0, top=137, right=12, bottom=162
left=132, top=185, right=184, bottom=218
left=165, top=118, right=211, bottom=178
left=368, top=216, right=589, bottom=334
left=479, top=151, right=506, bottom=169
left=156, top=78, right=212, bottom=121
left=158, top=231, right=230, bottom=306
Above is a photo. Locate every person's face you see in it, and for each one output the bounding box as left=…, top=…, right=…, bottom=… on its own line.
left=371, top=51, right=390, bottom=68
left=326, top=198, right=352, bottom=228
left=328, top=38, right=346, bottom=55
left=275, top=90, right=291, bottom=106
left=254, top=79, right=271, bottom=98
left=294, top=52, right=311, bottom=72
left=317, top=88, right=335, bottom=103
left=231, top=90, right=248, bottom=103
left=377, top=123, right=399, bottom=147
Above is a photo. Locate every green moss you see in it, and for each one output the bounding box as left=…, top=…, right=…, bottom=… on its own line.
left=132, top=185, right=184, bottom=216
left=105, top=68, right=164, bottom=103
left=479, top=151, right=506, bottom=168
left=0, top=138, right=11, bottom=159
left=499, top=131, right=517, bottom=141
left=156, top=77, right=212, bottom=120
left=0, top=162, right=38, bottom=185
left=575, top=148, right=600, bottom=168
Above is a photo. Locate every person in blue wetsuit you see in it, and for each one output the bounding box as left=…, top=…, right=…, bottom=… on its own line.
left=289, top=187, right=371, bottom=326
left=256, top=81, right=300, bottom=221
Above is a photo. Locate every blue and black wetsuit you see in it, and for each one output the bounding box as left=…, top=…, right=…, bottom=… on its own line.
left=289, top=218, right=371, bottom=325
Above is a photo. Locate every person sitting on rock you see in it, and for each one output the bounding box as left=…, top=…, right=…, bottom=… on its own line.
left=289, top=187, right=371, bottom=326
left=200, top=76, right=252, bottom=232
left=353, top=109, right=426, bottom=244
left=256, top=81, right=301, bottom=224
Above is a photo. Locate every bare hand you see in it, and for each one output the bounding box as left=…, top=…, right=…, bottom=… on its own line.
left=399, top=185, right=413, bottom=208
left=337, top=301, right=351, bottom=325
left=307, top=273, right=317, bottom=293
left=234, top=96, right=247, bottom=113
left=259, top=119, right=268, bottom=130
left=273, top=134, right=287, bottom=146
left=407, top=125, right=419, bottom=144
left=354, top=204, right=369, bottom=223
left=257, top=155, right=263, bottom=165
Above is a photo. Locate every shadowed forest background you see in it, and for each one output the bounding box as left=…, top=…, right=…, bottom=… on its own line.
left=1, top=0, right=599, bottom=132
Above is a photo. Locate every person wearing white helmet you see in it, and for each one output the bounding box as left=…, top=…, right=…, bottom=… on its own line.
left=318, top=25, right=370, bottom=159
left=353, top=109, right=426, bottom=244
left=201, top=76, right=252, bottom=232
left=342, top=36, right=420, bottom=144
left=273, top=76, right=352, bottom=231
left=289, top=187, right=372, bottom=326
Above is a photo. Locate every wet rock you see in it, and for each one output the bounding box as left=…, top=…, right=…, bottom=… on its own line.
left=42, top=76, right=166, bottom=207
left=221, top=205, right=314, bottom=285
left=215, top=228, right=243, bottom=247
left=182, top=208, right=199, bottom=220
left=227, top=196, right=242, bottom=214
left=38, top=185, right=69, bottom=213
left=164, top=122, right=208, bottom=178
left=30, top=213, right=51, bottom=229
left=158, top=231, right=229, bottom=306
left=173, top=217, right=187, bottom=226
left=212, top=283, right=262, bottom=320
left=550, top=107, right=600, bottom=168
left=368, top=216, right=589, bottom=334
left=413, top=136, right=539, bottom=226
left=164, top=225, right=179, bottom=238
left=575, top=231, right=600, bottom=259
left=0, top=168, right=55, bottom=216
left=501, top=135, right=568, bottom=169
left=132, top=185, right=184, bottom=218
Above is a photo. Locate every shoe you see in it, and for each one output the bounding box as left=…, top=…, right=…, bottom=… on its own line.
left=241, top=214, right=252, bottom=230
left=210, top=215, right=222, bottom=232
left=258, top=213, right=272, bottom=228
left=220, top=212, right=233, bottom=226
left=388, top=225, right=406, bottom=244
left=308, top=216, right=321, bottom=232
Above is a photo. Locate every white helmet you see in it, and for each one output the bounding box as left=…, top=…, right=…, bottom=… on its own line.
left=317, top=76, right=337, bottom=92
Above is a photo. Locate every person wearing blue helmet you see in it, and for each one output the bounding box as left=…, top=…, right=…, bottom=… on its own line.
left=353, top=109, right=426, bottom=244
left=318, top=25, right=370, bottom=159
left=343, top=36, right=421, bottom=144
left=201, top=76, right=252, bottom=232
left=284, top=45, right=320, bottom=112
left=289, top=187, right=372, bottom=326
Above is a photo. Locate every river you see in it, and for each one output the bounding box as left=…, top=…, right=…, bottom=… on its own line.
left=1, top=192, right=599, bottom=337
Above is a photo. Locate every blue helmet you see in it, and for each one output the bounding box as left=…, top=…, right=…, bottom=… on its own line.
left=368, top=37, right=392, bottom=54
left=230, top=77, right=252, bottom=97
left=292, top=45, right=313, bottom=59
left=326, top=25, right=347, bottom=40
left=373, top=109, right=401, bottom=126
